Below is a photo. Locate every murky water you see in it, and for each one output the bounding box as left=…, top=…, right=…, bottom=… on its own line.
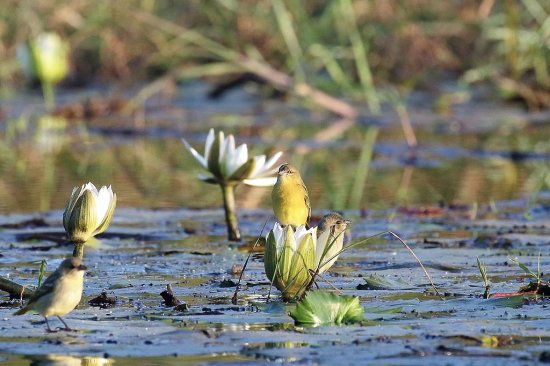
left=2, top=91, right=550, bottom=214
left=1, top=86, right=550, bottom=364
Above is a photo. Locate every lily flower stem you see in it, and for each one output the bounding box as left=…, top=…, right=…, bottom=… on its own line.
left=42, top=82, right=55, bottom=110
left=221, top=183, right=241, bottom=241
left=73, top=242, right=85, bottom=259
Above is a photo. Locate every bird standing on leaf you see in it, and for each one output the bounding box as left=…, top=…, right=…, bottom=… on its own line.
left=271, top=163, right=311, bottom=228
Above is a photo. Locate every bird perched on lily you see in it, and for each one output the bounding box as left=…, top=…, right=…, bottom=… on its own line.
left=316, top=213, right=351, bottom=273
left=271, top=163, right=310, bottom=228
left=63, top=183, right=116, bottom=244
left=14, top=257, right=87, bottom=332
left=264, top=212, right=350, bottom=301
left=182, top=129, right=282, bottom=241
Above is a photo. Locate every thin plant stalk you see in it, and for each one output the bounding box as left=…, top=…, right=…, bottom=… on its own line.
left=349, top=127, right=378, bottom=209
left=221, top=184, right=241, bottom=241
left=231, top=218, right=269, bottom=305
left=37, top=260, right=47, bottom=287
left=42, top=82, right=55, bottom=110
left=477, top=257, right=491, bottom=299
left=312, top=230, right=443, bottom=300
left=339, top=0, right=380, bottom=114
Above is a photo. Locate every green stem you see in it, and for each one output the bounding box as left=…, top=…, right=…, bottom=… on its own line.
left=221, top=184, right=241, bottom=241
left=42, top=82, right=55, bottom=110
left=73, top=242, right=86, bottom=259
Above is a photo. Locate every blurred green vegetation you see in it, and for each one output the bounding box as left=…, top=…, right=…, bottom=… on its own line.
left=1, top=0, right=549, bottom=109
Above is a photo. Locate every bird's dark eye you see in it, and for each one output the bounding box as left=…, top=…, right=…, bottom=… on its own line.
left=336, top=220, right=342, bottom=224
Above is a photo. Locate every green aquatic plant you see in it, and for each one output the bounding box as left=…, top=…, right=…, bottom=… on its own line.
left=289, top=291, right=364, bottom=326
left=477, top=257, right=491, bottom=299
left=37, top=259, right=47, bottom=287
left=510, top=253, right=542, bottom=290
left=182, top=129, right=282, bottom=241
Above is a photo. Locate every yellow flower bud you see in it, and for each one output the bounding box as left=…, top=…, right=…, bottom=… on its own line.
left=17, top=32, right=69, bottom=85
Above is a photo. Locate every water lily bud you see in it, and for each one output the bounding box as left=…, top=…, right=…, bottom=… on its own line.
left=63, top=183, right=116, bottom=243
left=264, top=224, right=316, bottom=301
left=17, top=32, right=69, bottom=85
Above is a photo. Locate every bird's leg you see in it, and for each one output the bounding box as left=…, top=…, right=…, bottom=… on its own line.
left=57, top=316, right=74, bottom=331
left=44, top=317, right=56, bottom=333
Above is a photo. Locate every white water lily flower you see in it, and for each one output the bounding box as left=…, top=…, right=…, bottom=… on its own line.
left=182, top=129, right=282, bottom=186
left=264, top=223, right=317, bottom=301
left=264, top=219, right=349, bottom=300
left=63, top=183, right=117, bottom=243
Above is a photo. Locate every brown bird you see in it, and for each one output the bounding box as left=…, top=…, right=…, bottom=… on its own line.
left=271, top=163, right=311, bottom=227
left=14, top=257, right=87, bottom=332
left=316, top=212, right=351, bottom=273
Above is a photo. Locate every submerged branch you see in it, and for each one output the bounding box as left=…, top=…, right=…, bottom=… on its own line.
left=0, top=277, right=34, bottom=299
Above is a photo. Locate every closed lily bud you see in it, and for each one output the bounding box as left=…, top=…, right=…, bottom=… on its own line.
left=264, top=223, right=316, bottom=301
left=63, top=183, right=116, bottom=243
left=17, top=32, right=69, bottom=85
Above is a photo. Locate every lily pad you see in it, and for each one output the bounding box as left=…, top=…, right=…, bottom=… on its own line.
left=289, top=291, right=364, bottom=326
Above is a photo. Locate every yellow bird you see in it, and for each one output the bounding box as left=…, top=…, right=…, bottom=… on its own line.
left=272, top=163, right=311, bottom=227
left=14, top=257, right=87, bottom=332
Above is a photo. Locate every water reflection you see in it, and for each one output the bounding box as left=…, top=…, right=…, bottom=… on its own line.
left=1, top=115, right=550, bottom=214
left=28, top=355, right=112, bottom=366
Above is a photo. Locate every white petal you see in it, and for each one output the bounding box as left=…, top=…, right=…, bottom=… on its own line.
left=221, top=135, right=236, bottom=177
left=226, top=144, right=248, bottom=177
left=198, top=173, right=215, bottom=181
left=83, top=182, right=98, bottom=197
left=242, top=177, right=277, bottom=187
left=263, top=151, right=283, bottom=171
left=204, top=129, right=215, bottom=160
left=218, top=131, right=228, bottom=171
left=181, top=138, right=207, bottom=168
left=247, top=155, right=266, bottom=178
left=271, top=223, right=285, bottom=251
left=96, top=186, right=112, bottom=222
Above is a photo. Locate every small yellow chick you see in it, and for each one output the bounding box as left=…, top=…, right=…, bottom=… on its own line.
left=14, top=257, right=87, bottom=332
left=271, top=163, right=311, bottom=227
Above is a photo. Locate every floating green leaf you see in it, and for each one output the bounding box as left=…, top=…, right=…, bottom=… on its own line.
left=357, top=273, right=410, bottom=290
left=289, top=291, right=364, bottom=326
